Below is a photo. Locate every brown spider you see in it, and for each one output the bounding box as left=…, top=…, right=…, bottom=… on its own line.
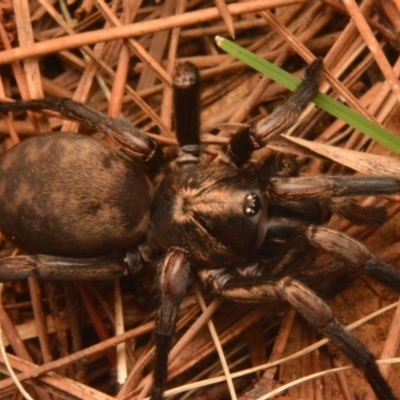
left=0, top=60, right=399, bottom=399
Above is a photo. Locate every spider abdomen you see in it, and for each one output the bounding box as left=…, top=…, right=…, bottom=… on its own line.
left=0, top=133, right=151, bottom=257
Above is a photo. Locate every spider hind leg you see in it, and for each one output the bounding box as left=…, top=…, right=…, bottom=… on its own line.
left=199, top=226, right=400, bottom=400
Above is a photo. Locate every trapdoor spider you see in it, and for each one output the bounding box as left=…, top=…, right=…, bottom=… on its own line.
left=0, top=59, right=399, bottom=399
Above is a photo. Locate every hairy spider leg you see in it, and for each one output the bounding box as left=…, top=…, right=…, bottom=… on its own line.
left=268, top=175, right=400, bottom=225
left=172, top=62, right=201, bottom=146
left=0, top=251, right=142, bottom=281
left=227, top=58, right=323, bottom=166
left=0, top=98, right=163, bottom=169
left=199, top=226, right=400, bottom=400
left=151, top=62, right=201, bottom=400
left=269, top=175, right=400, bottom=199
left=152, top=247, right=191, bottom=400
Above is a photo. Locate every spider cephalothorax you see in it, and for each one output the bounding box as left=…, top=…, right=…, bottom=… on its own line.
left=0, top=60, right=399, bottom=400
left=149, top=163, right=269, bottom=266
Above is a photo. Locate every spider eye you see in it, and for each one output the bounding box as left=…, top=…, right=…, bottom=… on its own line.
left=243, top=193, right=261, bottom=216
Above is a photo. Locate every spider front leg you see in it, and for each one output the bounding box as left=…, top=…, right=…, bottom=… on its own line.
left=268, top=175, right=400, bottom=226
left=201, top=263, right=398, bottom=400
left=152, top=247, right=191, bottom=400
left=227, top=58, right=323, bottom=166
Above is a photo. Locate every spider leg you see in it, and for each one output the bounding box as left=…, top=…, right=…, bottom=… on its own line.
left=172, top=62, right=201, bottom=146
left=269, top=175, right=400, bottom=199
left=277, top=278, right=397, bottom=400
left=328, top=197, right=387, bottom=226
left=268, top=175, right=400, bottom=226
left=152, top=247, right=190, bottom=400
left=0, top=251, right=141, bottom=281
left=0, top=98, right=162, bottom=166
left=200, top=267, right=397, bottom=400
left=305, top=226, right=400, bottom=292
left=228, top=59, right=323, bottom=166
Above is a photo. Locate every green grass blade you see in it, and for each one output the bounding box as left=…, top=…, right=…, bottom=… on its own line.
left=215, top=36, right=400, bottom=155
